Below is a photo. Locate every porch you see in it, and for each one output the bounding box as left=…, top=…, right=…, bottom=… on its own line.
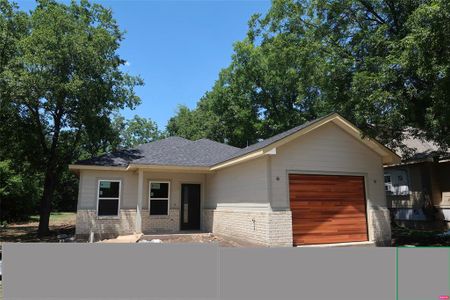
left=134, top=169, right=207, bottom=234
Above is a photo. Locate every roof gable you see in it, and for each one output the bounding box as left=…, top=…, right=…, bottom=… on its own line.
left=210, top=113, right=400, bottom=170
left=70, top=113, right=400, bottom=172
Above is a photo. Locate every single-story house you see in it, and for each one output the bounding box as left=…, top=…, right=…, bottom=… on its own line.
left=69, top=113, right=400, bottom=246
left=384, top=133, right=450, bottom=222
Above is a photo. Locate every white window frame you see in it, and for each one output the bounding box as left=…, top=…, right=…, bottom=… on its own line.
left=384, top=175, right=392, bottom=192
left=148, top=181, right=170, bottom=216
left=97, top=179, right=121, bottom=218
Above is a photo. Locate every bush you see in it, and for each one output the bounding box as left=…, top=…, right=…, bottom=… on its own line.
left=0, top=160, right=41, bottom=222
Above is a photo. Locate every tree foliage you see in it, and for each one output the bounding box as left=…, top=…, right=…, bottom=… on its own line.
left=168, top=0, right=450, bottom=149
left=0, top=160, right=42, bottom=222
left=0, top=0, right=143, bottom=233
left=112, top=114, right=164, bottom=149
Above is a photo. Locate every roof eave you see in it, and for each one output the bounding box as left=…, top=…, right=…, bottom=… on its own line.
left=127, top=164, right=211, bottom=173
left=68, top=163, right=212, bottom=173
left=68, top=164, right=128, bottom=171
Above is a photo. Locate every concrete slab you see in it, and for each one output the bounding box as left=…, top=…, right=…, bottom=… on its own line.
left=99, top=233, right=143, bottom=243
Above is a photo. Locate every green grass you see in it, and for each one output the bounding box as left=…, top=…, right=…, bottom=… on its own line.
left=1, top=212, right=76, bottom=243
left=29, top=212, right=76, bottom=224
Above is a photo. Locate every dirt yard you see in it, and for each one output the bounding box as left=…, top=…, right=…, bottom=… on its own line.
left=0, top=212, right=76, bottom=243
left=6, top=214, right=450, bottom=247
left=139, top=233, right=262, bottom=247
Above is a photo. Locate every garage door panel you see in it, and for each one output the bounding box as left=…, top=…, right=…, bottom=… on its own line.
left=290, top=193, right=365, bottom=200
left=290, top=205, right=367, bottom=214
left=291, top=202, right=365, bottom=212
left=292, top=217, right=366, bottom=224
left=292, top=219, right=368, bottom=228
left=293, top=234, right=368, bottom=245
left=293, top=225, right=369, bottom=234
left=289, top=174, right=368, bottom=246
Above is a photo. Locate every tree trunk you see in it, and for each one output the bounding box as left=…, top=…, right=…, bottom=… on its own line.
left=38, top=107, right=62, bottom=237
left=38, top=165, right=56, bottom=236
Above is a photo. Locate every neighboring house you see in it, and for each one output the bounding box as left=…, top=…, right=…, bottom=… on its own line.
left=384, top=132, right=450, bottom=222
left=69, top=113, right=400, bottom=247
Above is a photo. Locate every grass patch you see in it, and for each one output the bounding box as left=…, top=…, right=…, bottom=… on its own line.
left=29, top=212, right=76, bottom=224
left=0, top=212, right=76, bottom=243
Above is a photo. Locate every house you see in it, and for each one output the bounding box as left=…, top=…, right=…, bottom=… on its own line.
left=69, top=113, right=400, bottom=247
left=384, top=132, right=450, bottom=222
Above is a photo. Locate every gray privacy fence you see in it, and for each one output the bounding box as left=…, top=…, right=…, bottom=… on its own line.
left=2, top=244, right=449, bottom=300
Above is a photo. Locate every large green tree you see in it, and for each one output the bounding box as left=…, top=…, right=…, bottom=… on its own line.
left=0, top=0, right=143, bottom=235
left=168, top=0, right=450, bottom=150
left=112, top=114, right=163, bottom=149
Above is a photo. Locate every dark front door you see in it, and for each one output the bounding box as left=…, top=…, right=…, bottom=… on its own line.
left=180, top=184, right=201, bottom=230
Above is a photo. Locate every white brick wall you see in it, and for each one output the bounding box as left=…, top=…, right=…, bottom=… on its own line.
left=76, top=209, right=182, bottom=238
left=268, top=211, right=293, bottom=247
left=141, top=209, right=180, bottom=233
left=203, top=207, right=390, bottom=247
left=203, top=208, right=293, bottom=247
left=75, top=209, right=137, bottom=239
left=368, top=207, right=392, bottom=246
left=76, top=207, right=389, bottom=246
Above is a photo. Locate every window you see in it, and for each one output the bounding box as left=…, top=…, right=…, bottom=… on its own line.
left=149, top=181, right=170, bottom=215
left=384, top=175, right=391, bottom=183
left=384, top=175, right=392, bottom=192
left=97, top=180, right=120, bottom=217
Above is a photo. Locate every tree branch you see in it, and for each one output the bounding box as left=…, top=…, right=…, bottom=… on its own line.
left=25, top=102, right=49, bottom=153
left=358, top=0, right=387, bottom=25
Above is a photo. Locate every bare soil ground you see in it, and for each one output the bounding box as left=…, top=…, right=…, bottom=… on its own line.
left=140, top=233, right=262, bottom=247
left=3, top=214, right=450, bottom=248
left=0, top=212, right=76, bottom=244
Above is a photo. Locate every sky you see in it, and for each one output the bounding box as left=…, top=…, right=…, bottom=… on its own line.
left=16, top=0, right=271, bottom=129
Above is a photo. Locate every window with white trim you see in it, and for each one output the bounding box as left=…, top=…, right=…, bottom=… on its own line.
left=149, top=181, right=170, bottom=215
left=384, top=175, right=392, bottom=192
left=97, top=180, right=120, bottom=216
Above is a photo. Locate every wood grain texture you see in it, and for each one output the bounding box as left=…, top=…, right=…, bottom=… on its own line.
left=289, top=174, right=368, bottom=246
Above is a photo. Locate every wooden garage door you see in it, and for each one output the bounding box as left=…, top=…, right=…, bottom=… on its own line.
left=289, top=174, right=368, bottom=246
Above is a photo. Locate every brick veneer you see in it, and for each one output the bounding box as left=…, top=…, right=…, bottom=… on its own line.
left=202, top=208, right=292, bottom=247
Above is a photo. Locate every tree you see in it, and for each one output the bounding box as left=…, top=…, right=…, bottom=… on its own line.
left=112, top=114, right=163, bottom=149
left=1, top=0, right=143, bottom=235
left=168, top=0, right=450, bottom=150
left=0, top=160, right=41, bottom=222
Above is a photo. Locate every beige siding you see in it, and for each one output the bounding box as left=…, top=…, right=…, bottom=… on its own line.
left=430, top=163, right=442, bottom=206
left=386, top=164, right=425, bottom=209
left=438, top=162, right=450, bottom=207
left=270, top=122, right=386, bottom=210
left=205, top=156, right=269, bottom=208
left=77, top=170, right=138, bottom=210
left=386, top=162, right=448, bottom=209
left=77, top=170, right=206, bottom=211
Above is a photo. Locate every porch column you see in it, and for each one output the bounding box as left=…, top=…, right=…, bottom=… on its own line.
left=135, top=168, right=144, bottom=234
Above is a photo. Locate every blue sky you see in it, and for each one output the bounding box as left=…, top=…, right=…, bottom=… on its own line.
left=17, top=0, right=271, bottom=129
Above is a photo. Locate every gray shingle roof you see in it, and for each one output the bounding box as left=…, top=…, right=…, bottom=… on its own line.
left=75, top=136, right=241, bottom=167
left=393, top=129, right=450, bottom=162
left=75, top=113, right=335, bottom=168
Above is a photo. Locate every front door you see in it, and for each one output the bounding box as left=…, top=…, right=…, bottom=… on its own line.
left=180, top=184, right=201, bottom=230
